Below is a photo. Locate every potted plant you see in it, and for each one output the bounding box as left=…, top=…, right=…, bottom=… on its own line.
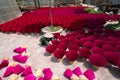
left=104, top=20, right=120, bottom=30
left=41, top=25, right=63, bottom=34
left=41, top=0, right=63, bottom=34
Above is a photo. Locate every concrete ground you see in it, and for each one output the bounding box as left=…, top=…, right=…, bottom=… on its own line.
left=0, top=32, right=120, bottom=80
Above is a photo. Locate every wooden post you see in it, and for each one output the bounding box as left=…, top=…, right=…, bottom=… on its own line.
left=37, top=0, right=40, bottom=8
left=27, top=0, right=30, bottom=9
left=90, top=0, right=93, bottom=5
left=49, top=0, right=53, bottom=27
left=118, top=0, right=120, bottom=4
left=34, top=0, right=37, bottom=8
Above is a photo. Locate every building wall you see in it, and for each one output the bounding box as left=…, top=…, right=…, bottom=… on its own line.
left=40, top=0, right=54, bottom=6
left=18, top=0, right=83, bottom=8
left=54, top=0, right=83, bottom=6
left=0, top=0, right=21, bottom=24
left=86, top=0, right=120, bottom=5
left=19, top=0, right=55, bottom=7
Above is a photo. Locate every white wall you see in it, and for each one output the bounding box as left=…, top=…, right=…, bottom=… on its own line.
left=0, top=0, right=21, bottom=24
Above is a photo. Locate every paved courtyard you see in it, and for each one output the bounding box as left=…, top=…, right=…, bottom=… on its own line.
left=0, top=32, right=120, bottom=80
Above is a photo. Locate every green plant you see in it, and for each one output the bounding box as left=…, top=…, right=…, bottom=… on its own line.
left=16, top=0, right=21, bottom=6
left=84, top=8, right=93, bottom=12
left=105, top=24, right=119, bottom=30
left=39, top=37, right=50, bottom=46
left=90, top=10, right=103, bottom=14
left=46, top=26, right=62, bottom=32
left=84, top=8, right=103, bottom=14
left=104, top=21, right=120, bottom=31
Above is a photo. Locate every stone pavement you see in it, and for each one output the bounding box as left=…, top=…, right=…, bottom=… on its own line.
left=0, top=32, right=120, bottom=80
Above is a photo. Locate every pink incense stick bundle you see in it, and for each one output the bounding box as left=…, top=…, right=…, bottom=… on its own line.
left=79, top=48, right=91, bottom=58
left=0, top=58, right=9, bottom=70
left=91, top=47, right=104, bottom=55
left=53, top=49, right=66, bottom=59
left=43, top=68, right=53, bottom=80
left=84, top=69, right=96, bottom=80
left=102, top=45, right=115, bottom=52
left=51, top=40, right=60, bottom=46
left=68, top=44, right=79, bottom=51
left=89, top=54, right=107, bottom=67
left=53, top=33, right=60, bottom=39
left=64, top=69, right=73, bottom=79
left=66, top=50, right=79, bottom=62
left=14, top=64, right=25, bottom=75
left=94, top=39, right=105, bottom=47
left=86, top=36, right=96, bottom=42
left=46, top=44, right=57, bottom=53
left=57, top=43, right=68, bottom=50
left=72, top=67, right=82, bottom=77
left=21, top=66, right=33, bottom=76
left=38, top=77, right=44, bottom=80
left=83, top=41, right=95, bottom=49
left=24, top=74, right=36, bottom=80
left=3, top=66, right=14, bottom=77
left=14, top=47, right=26, bottom=53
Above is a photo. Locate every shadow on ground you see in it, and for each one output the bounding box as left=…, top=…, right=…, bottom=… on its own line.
left=62, top=58, right=71, bottom=66
left=83, top=61, right=98, bottom=71
left=107, top=66, right=120, bottom=79
left=50, top=56, right=59, bottom=63
left=44, top=52, right=51, bottom=56
left=76, top=57, right=87, bottom=62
